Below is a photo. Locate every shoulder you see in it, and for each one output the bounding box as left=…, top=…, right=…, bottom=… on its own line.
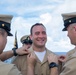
left=0, top=61, right=21, bottom=75
left=8, top=64, right=22, bottom=75
left=12, top=55, right=27, bottom=64
left=66, top=48, right=76, bottom=61
left=67, top=48, right=76, bottom=56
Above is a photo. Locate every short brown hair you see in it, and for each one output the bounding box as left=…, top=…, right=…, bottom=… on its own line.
left=30, top=23, right=46, bottom=35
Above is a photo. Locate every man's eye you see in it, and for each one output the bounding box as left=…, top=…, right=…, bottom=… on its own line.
left=42, top=32, right=46, bottom=35
left=35, top=32, right=39, bottom=35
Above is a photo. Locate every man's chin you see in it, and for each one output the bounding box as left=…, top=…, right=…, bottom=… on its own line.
left=37, top=45, right=45, bottom=48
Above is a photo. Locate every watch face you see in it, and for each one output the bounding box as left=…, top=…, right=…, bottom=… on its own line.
left=49, top=62, right=58, bottom=68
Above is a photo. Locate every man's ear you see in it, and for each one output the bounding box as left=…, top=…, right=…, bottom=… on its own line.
left=74, top=25, right=76, bottom=31
left=29, top=35, right=32, bottom=40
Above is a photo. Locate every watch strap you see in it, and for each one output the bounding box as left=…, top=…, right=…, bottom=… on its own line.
left=12, top=48, right=18, bottom=56
left=49, top=62, right=58, bottom=69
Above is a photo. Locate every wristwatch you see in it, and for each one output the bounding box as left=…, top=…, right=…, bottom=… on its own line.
left=49, top=62, right=58, bottom=69
left=12, top=48, right=18, bottom=56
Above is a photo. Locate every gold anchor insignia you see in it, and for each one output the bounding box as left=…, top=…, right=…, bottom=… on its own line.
left=27, top=36, right=30, bottom=40
left=28, top=37, right=29, bottom=40
left=69, top=20, right=71, bottom=23
left=2, top=24, right=5, bottom=27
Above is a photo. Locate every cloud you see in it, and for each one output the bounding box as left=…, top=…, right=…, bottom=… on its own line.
left=39, top=13, right=52, bottom=25
left=46, top=36, right=74, bottom=52
left=54, top=0, right=76, bottom=14
left=3, top=0, right=76, bottom=52
left=0, top=0, right=63, bottom=16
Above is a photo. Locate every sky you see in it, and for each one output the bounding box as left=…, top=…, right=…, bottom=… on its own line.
left=0, top=0, right=76, bottom=52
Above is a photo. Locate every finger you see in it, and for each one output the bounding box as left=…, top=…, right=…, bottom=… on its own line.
left=29, top=53, right=31, bottom=57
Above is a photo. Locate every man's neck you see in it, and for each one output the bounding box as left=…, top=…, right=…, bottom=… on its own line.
left=33, top=45, right=45, bottom=52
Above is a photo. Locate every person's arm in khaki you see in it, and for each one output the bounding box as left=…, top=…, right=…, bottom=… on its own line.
left=0, top=46, right=29, bottom=61
left=47, top=54, right=59, bottom=75
left=27, top=53, right=36, bottom=75
left=0, top=50, right=14, bottom=61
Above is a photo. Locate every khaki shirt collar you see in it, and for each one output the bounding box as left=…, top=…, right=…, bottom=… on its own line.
left=28, top=46, right=53, bottom=64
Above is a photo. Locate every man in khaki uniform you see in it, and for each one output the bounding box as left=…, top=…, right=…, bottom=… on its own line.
left=11, top=35, right=32, bottom=62
left=0, top=14, right=23, bottom=75
left=47, top=12, right=76, bottom=75
left=20, top=35, right=32, bottom=49
left=0, top=14, right=33, bottom=75
left=60, top=12, right=76, bottom=75
left=12, top=23, right=60, bottom=75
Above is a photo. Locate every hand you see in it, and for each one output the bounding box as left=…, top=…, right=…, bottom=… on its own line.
left=47, top=54, right=58, bottom=64
left=58, top=55, right=66, bottom=63
left=27, top=53, right=36, bottom=75
left=27, top=53, right=36, bottom=68
left=16, top=46, right=30, bottom=55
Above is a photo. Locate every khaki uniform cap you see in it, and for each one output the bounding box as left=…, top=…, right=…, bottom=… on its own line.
left=20, top=35, right=30, bottom=44
left=0, top=14, right=13, bottom=36
left=62, top=12, right=76, bottom=31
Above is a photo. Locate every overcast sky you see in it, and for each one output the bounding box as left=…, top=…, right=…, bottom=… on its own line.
left=1, top=0, right=76, bottom=52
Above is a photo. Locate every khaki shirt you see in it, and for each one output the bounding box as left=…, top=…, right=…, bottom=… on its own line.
left=0, top=60, right=22, bottom=75
left=12, top=46, right=60, bottom=75
left=60, top=47, right=76, bottom=75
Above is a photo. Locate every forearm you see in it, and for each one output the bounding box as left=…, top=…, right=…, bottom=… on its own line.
left=0, top=50, right=14, bottom=61
left=27, top=66, right=34, bottom=75
left=50, top=67, right=58, bottom=75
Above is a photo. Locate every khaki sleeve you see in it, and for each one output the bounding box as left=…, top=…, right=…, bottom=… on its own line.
left=60, top=54, right=76, bottom=75
left=12, top=56, right=21, bottom=71
left=8, top=65, right=22, bottom=75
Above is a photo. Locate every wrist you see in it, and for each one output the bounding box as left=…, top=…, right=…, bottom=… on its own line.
left=49, top=62, right=58, bottom=69
left=12, top=48, right=18, bottom=56
left=50, top=67, right=58, bottom=75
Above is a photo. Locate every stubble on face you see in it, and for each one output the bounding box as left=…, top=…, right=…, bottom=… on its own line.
left=67, top=24, right=76, bottom=45
left=31, top=25, right=47, bottom=48
left=0, top=30, right=7, bottom=54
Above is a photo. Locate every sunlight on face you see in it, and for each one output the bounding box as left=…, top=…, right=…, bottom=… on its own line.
left=31, top=25, right=47, bottom=48
left=0, top=29, right=7, bottom=54
left=67, top=23, right=76, bottom=45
